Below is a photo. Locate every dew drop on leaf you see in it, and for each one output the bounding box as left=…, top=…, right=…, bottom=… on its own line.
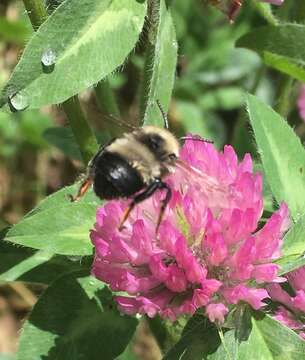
left=41, top=48, right=57, bottom=73
left=172, top=40, right=178, bottom=49
left=67, top=255, right=81, bottom=262
left=8, top=92, right=29, bottom=112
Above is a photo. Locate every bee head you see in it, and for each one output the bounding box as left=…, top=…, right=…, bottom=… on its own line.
left=137, top=126, right=180, bottom=165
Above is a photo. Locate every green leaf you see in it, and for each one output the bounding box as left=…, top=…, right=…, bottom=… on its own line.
left=237, top=24, right=305, bottom=82
left=115, top=344, right=137, bottom=360
left=237, top=313, right=305, bottom=360
left=163, top=315, right=220, bottom=360
left=246, top=94, right=305, bottom=221
left=43, top=127, right=82, bottom=161
left=276, top=213, right=305, bottom=275
left=140, top=0, right=178, bottom=127
left=212, top=311, right=305, bottom=360
left=208, top=330, right=238, bottom=360
left=165, top=311, right=305, bottom=360
left=5, top=202, right=96, bottom=256
left=0, top=244, right=52, bottom=283
left=43, top=127, right=112, bottom=161
left=0, top=233, right=91, bottom=284
left=0, top=0, right=147, bottom=109
left=16, top=271, right=138, bottom=360
left=282, top=213, right=305, bottom=258
left=26, top=183, right=100, bottom=218
left=195, top=49, right=261, bottom=86
left=277, top=255, right=305, bottom=277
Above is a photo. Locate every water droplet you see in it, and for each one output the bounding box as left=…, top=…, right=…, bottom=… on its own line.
left=8, top=92, right=29, bottom=112
left=41, top=48, right=56, bottom=73
left=89, top=280, right=95, bottom=286
left=67, top=255, right=81, bottom=262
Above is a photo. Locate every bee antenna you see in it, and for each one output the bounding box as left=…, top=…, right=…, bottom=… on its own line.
left=156, top=100, right=169, bottom=129
left=180, top=136, right=214, bottom=144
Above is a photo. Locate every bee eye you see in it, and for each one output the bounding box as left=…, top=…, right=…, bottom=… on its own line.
left=169, top=153, right=177, bottom=160
left=147, top=134, right=163, bottom=150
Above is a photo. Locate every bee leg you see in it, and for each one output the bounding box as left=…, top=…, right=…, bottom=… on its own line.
left=155, top=182, right=171, bottom=234
left=118, top=202, right=136, bottom=231
left=68, top=177, right=92, bottom=202
left=118, top=179, right=169, bottom=231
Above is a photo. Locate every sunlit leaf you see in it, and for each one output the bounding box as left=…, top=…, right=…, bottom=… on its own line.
left=0, top=0, right=147, bottom=109
left=237, top=24, right=305, bottom=82
left=246, top=94, right=305, bottom=221
left=6, top=202, right=96, bottom=256
left=140, top=0, right=177, bottom=127
left=16, top=271, right=138, bottom=360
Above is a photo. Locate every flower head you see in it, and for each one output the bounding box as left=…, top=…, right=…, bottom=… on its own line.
left=91, top=139, right=289, bottom=323
left=268, top=266, right=305, bottom=338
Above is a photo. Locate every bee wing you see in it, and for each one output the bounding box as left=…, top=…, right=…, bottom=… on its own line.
left=102, top=114, right=139, bottom=133
left=175, top=158, right=229, bottom=201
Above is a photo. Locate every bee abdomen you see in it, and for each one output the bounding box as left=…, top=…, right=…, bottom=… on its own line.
left=92, top=151, right=144, bottom=200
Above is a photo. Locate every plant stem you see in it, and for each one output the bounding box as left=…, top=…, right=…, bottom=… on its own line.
left=251, top=1, right=278, bottom=26
left=22, top=0, right=47, bottom=29
left=275, top=76, right=295, bottom=118
left=95, top=81, right=121, bottom=137
left=139, top=0, right=160, bottom=124
left=95, top=81, right=120, bottom=117
left=62, top=97, right=98, bottom=164
left=22, top=0, right=98, bottom=164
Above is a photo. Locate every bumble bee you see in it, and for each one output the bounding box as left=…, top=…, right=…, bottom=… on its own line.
left=71, top=102, right=212, bottom=232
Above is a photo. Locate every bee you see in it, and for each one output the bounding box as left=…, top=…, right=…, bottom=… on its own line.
left=71, top=101, right=212, bottom=232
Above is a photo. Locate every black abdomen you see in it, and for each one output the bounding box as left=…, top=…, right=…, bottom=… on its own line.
left=91, top=151, right=144, bottom=200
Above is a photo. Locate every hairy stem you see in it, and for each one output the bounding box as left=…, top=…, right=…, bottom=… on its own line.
left=62, top=97, right=98, bottom=164
left=95, top=81, right=121, bottom=137
left=251, top=0, right=278, bottom=26
left=139, top=0, right=160, bottom=124
left=22, top=0, right=98, bottom=164
left=22, top=0, right=48, bottom=29
left=95, top=81, right=120, bottom=117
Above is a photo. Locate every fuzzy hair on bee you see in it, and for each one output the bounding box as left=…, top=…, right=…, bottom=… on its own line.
left=70, top=102, right=212, bottom=233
